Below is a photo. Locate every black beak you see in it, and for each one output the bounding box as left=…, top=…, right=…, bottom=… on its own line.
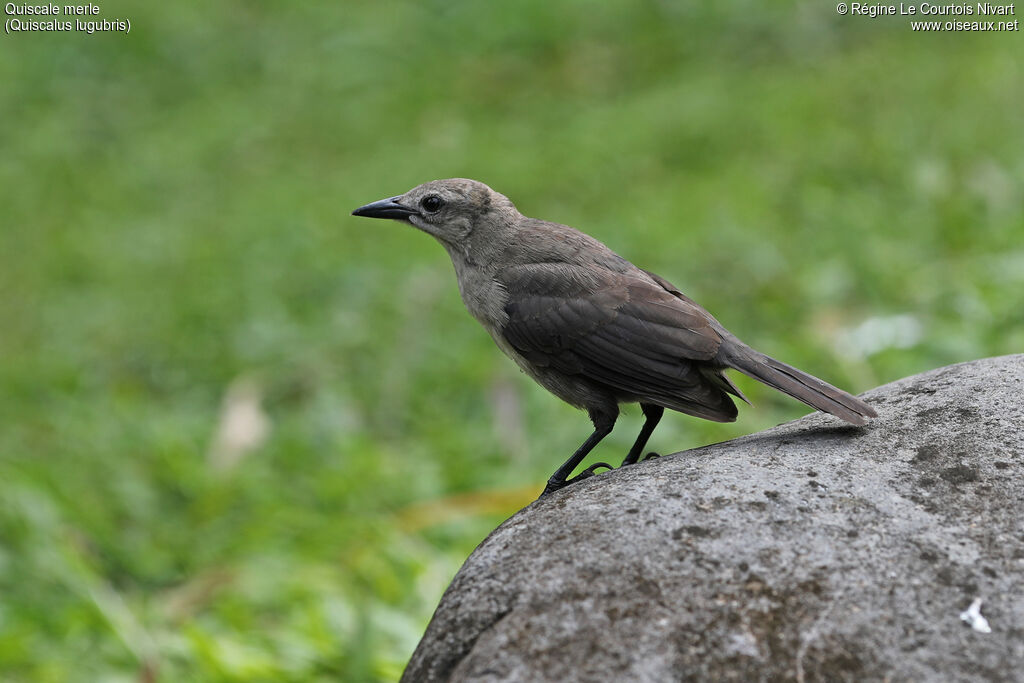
left=351, top=196, right=419, bottom=221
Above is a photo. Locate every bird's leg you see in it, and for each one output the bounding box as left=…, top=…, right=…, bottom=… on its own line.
left=620, top=403, right=664, bottom=467
left=540, top=410, right=615, bottom=497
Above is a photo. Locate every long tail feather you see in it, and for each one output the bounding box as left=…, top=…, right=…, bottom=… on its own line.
left=722, top=344, right=877, bottom=425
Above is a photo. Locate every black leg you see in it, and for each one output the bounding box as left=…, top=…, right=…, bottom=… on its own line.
left=540, top=409, right=616, bottom=497
left=620, top=403, right=664, bottom=467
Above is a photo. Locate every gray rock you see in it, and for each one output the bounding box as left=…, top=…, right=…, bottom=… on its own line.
left=403, top=355, right=1024, bottom=682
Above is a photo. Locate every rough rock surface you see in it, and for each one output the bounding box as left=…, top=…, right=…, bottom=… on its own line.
left=403, top=355, right=1024, bottom=682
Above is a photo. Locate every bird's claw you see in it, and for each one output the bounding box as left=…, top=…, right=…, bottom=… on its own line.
left=540, top=462, right=614, bottom=497
left=643, top=452, right=660, bottom=461
left=574, top=461, right=613, bottom=480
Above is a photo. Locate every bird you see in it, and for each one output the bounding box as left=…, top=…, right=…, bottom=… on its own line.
left=353, top=179, right=877, bottom=497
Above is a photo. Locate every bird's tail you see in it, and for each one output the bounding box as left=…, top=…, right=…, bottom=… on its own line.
left=721, top=344, right=877, bottom=425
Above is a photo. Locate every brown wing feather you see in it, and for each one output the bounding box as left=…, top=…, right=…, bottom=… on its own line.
left=499, top=263, right=737, bottom=421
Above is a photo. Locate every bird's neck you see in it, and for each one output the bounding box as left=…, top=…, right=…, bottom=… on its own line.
left=444, top=241, right=511, bottom=331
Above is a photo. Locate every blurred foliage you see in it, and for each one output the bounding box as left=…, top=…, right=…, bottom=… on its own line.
left=1, top=0, right=1022, bottom=680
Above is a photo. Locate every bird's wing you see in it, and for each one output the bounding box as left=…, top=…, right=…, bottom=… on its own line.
left=499, top=262, right=736, bottom=420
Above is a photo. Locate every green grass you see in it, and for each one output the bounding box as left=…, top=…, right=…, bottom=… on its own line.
left=1, top=2, right=1022, bottom=680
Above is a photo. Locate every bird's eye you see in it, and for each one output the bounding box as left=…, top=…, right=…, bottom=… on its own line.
left=421, top=195, right=444, bottom=213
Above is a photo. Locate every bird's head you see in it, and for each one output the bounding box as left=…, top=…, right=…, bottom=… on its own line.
left=352, top=178, right=518, bottom=257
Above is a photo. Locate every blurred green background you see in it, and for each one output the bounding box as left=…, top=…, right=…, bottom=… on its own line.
left=1, top=1, right=1021, bottom=680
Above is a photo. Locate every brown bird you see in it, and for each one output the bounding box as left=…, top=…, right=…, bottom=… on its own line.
left=353, top=179, right=877, bottom=496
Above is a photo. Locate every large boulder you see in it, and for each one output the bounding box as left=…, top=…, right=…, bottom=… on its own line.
left=403, top=355, right=1024, bottom=682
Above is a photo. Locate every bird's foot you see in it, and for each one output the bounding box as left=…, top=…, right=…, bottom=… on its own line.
left=619, top=451, right=661, bottom=468
left=573, top=461, right=614, bottom=481
left=540, top=462, right=613, bottom=497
